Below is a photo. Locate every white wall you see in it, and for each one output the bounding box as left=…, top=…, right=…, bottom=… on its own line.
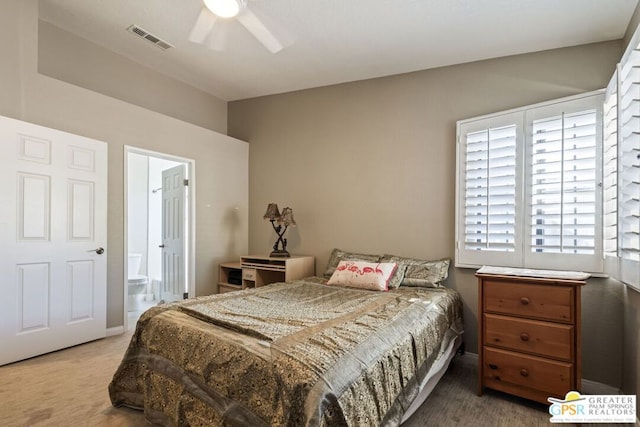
left=128, top=153, right=149, bottom=276
left=0, top=0, right=249, bottom=328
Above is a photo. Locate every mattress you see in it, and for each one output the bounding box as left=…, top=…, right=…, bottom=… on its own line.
left=109, top=276, right=463, bottom=426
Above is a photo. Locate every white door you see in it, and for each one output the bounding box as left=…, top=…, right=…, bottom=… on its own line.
left=161, top=164, right=186, bottom=302
left=0, top=115, right=107, bottom=366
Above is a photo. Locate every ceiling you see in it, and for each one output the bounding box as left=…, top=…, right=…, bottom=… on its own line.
left=39, top=0, right=638, bottom=101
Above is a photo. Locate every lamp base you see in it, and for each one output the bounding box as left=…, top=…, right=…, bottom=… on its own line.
left=269, top=250, right=291, bottom=257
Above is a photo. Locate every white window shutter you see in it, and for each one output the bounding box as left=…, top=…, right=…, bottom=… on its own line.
left=603, top=71, right=618, bottom=263
left=464, top=125, right=517, bottom=251
left=456, top=112, right=523, bottom=268
left=618, top=45, right=640, bottom=289
left=525, top=95, right=603, bottom=272
left=529, top=110, right=598, bottom=255
left=456, top=92, right=603, bottom=273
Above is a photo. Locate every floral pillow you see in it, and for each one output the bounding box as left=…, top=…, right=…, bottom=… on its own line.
left=327, top=260, right=398, bottom=291
left=323, top=248, right=382, bottom=277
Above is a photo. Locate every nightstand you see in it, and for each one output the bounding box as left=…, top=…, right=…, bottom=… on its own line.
left=240, top=255, right=315, bottom=288
left=218, top=262, right=242, bottom=294
left=218, top=255, right=315, bottom=293
left=476, top=270, right=586, bottom=404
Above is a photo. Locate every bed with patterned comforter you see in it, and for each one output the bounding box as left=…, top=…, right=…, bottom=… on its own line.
left=109, top=276, right=463, bottom=426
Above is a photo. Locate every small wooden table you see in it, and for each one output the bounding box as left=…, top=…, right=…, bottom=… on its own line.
left=218, top=255, right=315, bottom=293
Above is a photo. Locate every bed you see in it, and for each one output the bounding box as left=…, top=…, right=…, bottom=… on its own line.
left=109, top=251, right=464, bottom=426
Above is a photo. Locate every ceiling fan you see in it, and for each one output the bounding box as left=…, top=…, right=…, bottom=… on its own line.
left=189, top=0, right=284, bottom=53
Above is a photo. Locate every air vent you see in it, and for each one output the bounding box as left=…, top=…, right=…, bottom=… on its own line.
left=127, top=25, right=174, bottom=50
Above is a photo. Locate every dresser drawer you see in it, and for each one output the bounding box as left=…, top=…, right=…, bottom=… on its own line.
left=483, top=347, right=573, bottom=397
left=484, top=280, right=574, bottom=323
left=242, top=268, right=256, bottom=281
left=484, top=313, right=573, bottom=360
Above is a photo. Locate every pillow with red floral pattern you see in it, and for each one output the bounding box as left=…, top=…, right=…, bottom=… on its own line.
left=327, top=260, right=398, bottom=291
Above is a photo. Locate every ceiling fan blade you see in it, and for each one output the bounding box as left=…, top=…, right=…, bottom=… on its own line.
left=188, top=8, right=217, bottom=44
left=206, top=20, right=230, bottom=51
left=236, top=8, right=284, bottom=53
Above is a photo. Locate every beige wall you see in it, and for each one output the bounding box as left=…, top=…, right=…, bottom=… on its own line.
left=0, top=0, right=249, bottom=329
left=38, top=20, right=228, bottom=135
left=228, top=41, right=631, bottom=388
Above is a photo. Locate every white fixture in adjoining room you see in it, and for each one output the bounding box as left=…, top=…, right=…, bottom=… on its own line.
left=128, top=253, right=148, bottom=311
left=125, top=147, right=194, bottom=330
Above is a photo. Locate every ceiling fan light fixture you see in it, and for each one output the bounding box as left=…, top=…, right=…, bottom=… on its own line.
left=203, top=0, right=243, bottom=18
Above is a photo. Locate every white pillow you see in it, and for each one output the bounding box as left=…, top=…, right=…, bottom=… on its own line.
left=327, top=260, right=398, bottom=291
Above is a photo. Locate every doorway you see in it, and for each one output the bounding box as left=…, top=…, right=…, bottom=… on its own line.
left=124, top=146, right=195, bottom=330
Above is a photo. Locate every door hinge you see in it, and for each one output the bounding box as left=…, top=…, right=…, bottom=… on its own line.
left=183, top=179, right=189, bottom=186
left=183, top=292, right=189, bottom=299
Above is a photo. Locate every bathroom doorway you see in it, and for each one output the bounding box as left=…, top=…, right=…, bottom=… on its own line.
left=124, top=146, right=195, bottom=330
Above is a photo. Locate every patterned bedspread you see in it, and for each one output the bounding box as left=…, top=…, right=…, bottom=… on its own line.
left=109, top=277, right=463, bottom=426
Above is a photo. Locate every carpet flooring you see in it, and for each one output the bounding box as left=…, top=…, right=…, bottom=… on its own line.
left=0, top=329, right=612, bottom=427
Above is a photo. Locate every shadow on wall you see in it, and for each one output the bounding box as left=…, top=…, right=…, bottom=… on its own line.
left=223, top=207, right=241, bottom=256
left=580, top=277, right=626, bottom=387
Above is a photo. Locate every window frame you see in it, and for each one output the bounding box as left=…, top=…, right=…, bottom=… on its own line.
left=455, top=90, right=604, bottom=272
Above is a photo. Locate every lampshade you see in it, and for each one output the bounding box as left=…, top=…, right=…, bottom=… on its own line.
left=278, top=207, right=296, bottom=227
left=263, top=203, right=281, bottom=221
left=203, top=0, right=242, bottom=18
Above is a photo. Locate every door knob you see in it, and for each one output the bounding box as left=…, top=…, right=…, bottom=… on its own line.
left=159, top=244, right=165, bottom=248
left=88, top=247, right=105, bottom=255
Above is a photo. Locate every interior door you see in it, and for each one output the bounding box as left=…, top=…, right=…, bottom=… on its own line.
left=0, top=115, right=107, bottom=366
left=161, top=164, right=186, bottom=302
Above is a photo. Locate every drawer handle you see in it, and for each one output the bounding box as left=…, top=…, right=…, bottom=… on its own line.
left=520, top=297, right=530, bottom=305
left=520, top=332, right=530, bottom=342
left=520, top=368, right=529, bottom=377
left=488, top=364, right=498, bottom=370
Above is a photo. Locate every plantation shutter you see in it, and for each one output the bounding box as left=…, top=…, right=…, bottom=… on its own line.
left=524, top=96, right=602, bottom=272
left=456, top=91, right=603, bottom=272
left=603, top=72, right=618, bottom=262
left=464, top=125, right=517, bottom=250
left=618, top=46, right=640, bottom=289
left=457, top=112, right=523, bottom=267
left=529, top=110, right=598, bottom=254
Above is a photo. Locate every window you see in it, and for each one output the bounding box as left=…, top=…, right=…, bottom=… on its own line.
left=527, top=106, right=599, bottom=258
left=457, top=112, right=523, bottom=268
left=602, top=29, right=640, bottom=291
left=603, top=72, right=618, bottom=263
left=456, top=92, right=604, bottom=272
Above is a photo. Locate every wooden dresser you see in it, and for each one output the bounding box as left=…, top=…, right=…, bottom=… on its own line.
left=476, top=271, right=586, bottom=404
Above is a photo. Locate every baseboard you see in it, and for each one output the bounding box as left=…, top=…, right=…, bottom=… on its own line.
left=106, top=326, right=124, bottom=337
left=460, top=351, right=478, bottom=362
left=581, top=378, right=621, bottom=395
left=580, top=381, right=639, bottom=426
